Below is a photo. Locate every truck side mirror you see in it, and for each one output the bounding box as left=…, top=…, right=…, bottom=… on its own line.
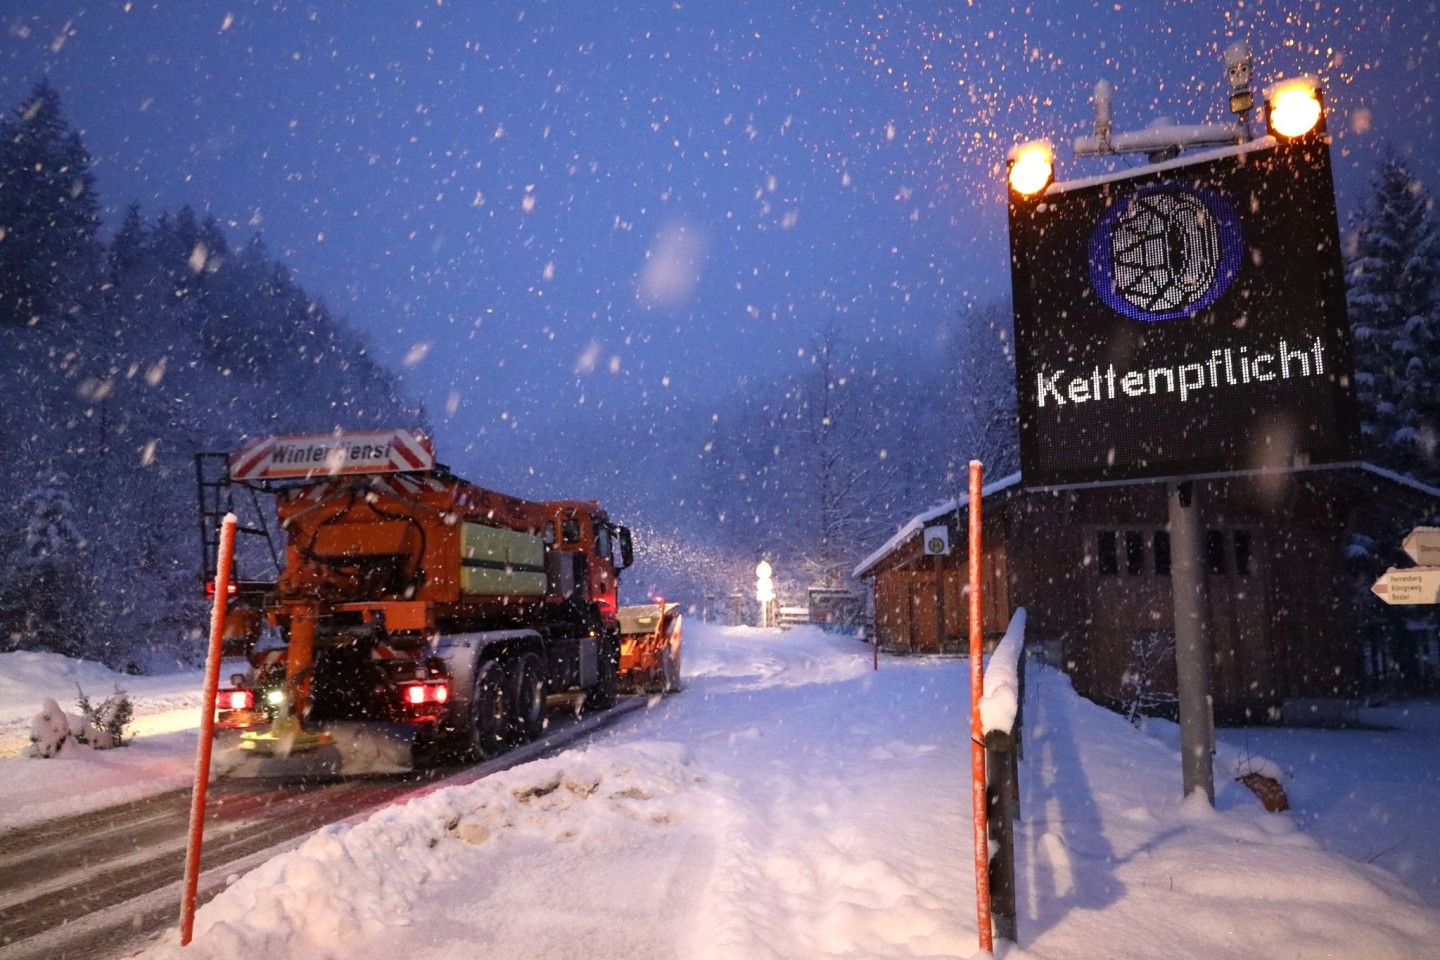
left=618, top=527, right=634, bottom=569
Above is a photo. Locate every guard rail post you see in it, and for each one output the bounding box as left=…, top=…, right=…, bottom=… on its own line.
left=979, top=607, right=1027, bottom=945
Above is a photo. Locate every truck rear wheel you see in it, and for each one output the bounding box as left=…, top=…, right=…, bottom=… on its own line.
left=585, top=632, right=620, bottom=712
left=467, top=658, right=511, bottom=760
left=509, top=653, right=546, bottom=745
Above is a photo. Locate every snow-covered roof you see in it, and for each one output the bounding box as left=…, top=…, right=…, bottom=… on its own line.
left=851, top=473, right=1021, bottom=579
left=1356, top=462, right=1440, bottom=501
left=851, top=462, right=1440, bottom=581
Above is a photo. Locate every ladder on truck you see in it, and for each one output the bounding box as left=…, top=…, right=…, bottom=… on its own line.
left=194, top=452, right=281, bottom=595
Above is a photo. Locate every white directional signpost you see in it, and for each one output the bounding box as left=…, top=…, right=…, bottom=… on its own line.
left=1371, top=568, right=1440, bottom=605
left=1371, top=528, right=1440, bottom=605
left=1373, top=530, right=1440, bottom=605
left=1402, top=527, right=1440, bottom=567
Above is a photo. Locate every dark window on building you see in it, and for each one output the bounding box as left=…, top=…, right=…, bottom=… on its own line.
left=1125, top=531, right=1145, bottom=575
left=1205, top=530, right=1228, bottom=575
left=1153, top=531, right=1171, bottom=576
left=562, top=519, right=581, bottom=544
left=1096, top=531, right=1118, bottom=575
left=1234, top=530, right=1252, bottom=576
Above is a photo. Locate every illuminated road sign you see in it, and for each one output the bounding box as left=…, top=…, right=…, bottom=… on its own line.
left=1006, top=135, right=1357, bottom=488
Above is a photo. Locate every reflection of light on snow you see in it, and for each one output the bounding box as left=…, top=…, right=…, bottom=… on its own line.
left=638, top=222, right=707, bottom=307
left=575, top=341, right=601, bottom=374
left=403, top=343, right=431, bottom=367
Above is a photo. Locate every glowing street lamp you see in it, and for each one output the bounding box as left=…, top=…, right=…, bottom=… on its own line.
left=755, top=560, right=775, bottom=627
left=1007, top=141, right=1055, bottom=198
left=1266, top=77, right=1325, bottom=139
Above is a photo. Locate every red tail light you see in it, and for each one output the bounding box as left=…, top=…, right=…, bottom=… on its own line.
left=223, top=689, right=254, bottom=711
left=401, top=681, right=449, bottom=708
left=204, top=580, right=239, bottom=599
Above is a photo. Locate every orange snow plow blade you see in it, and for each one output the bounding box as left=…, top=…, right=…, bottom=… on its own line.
left=617, top=601, right=683, bottom=694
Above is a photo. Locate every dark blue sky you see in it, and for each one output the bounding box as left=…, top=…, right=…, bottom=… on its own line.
left=3, top=1, right=1436, bottom=490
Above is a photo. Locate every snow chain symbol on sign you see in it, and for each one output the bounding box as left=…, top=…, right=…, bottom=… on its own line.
left=1089, top=183, right=1243, bottom=322
left=928, top=537, right=945, bottom=554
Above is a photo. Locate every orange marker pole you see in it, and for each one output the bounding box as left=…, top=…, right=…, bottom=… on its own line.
left=180, top=513, right=237, bottom=946
left=969, top=461, right=993, bottom=954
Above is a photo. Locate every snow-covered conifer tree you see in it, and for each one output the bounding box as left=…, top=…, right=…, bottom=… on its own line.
left=0, top=81, right=102, bottom=327
left=1347, top=152, right=1440, bottom=482
left=0, top=471, right=91, bottom=657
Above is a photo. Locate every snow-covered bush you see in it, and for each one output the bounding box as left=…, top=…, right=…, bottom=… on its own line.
left=73, top=684, right=133, bottom=749
left=1120, top=630, right=1178, bottom=726
left=25, top=698, right=71, bottom=758
left=23, top=685, right=136, bottom=757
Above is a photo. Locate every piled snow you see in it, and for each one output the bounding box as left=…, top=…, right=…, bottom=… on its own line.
left=979, top=607, right=1026, bottom=736
left=4, top=627, right=1440, bottom=958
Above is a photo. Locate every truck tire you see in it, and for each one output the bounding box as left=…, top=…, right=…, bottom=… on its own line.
left=467, top=658, right=512, bottom=760
left=585, top=632, right=620, bottom=712
left=508, top=652, right=546, bottom=745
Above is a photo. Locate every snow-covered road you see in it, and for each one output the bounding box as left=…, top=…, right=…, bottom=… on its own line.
left=5, top=625, right=1440, bottom=959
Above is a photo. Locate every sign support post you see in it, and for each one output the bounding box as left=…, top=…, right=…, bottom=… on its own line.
left=1169, top=481, right=1214, bottom=803
left=968, top=461, right=994, bottom=953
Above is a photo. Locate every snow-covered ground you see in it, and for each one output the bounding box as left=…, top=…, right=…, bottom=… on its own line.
left=0, top=651, right=223, bottom=830
left=5, top=625, right=1440, bottom=958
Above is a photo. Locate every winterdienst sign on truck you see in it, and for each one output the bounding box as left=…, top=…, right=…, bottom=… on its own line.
left=1006, top=131, right=1357, bottom=488
left=229, top=429, right=436, bottom=482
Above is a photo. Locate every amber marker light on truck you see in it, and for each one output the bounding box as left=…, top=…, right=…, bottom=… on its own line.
left=1266, top=77, right=1324, bottom=139
left=1007, top=141, right=1055, bottom=198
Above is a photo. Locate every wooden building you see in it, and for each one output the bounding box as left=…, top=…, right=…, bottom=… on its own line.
left=853, top=465, right=1440, bottom=723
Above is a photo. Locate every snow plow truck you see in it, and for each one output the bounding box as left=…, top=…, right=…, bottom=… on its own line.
left=195, top=428, right=672, bottom=772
